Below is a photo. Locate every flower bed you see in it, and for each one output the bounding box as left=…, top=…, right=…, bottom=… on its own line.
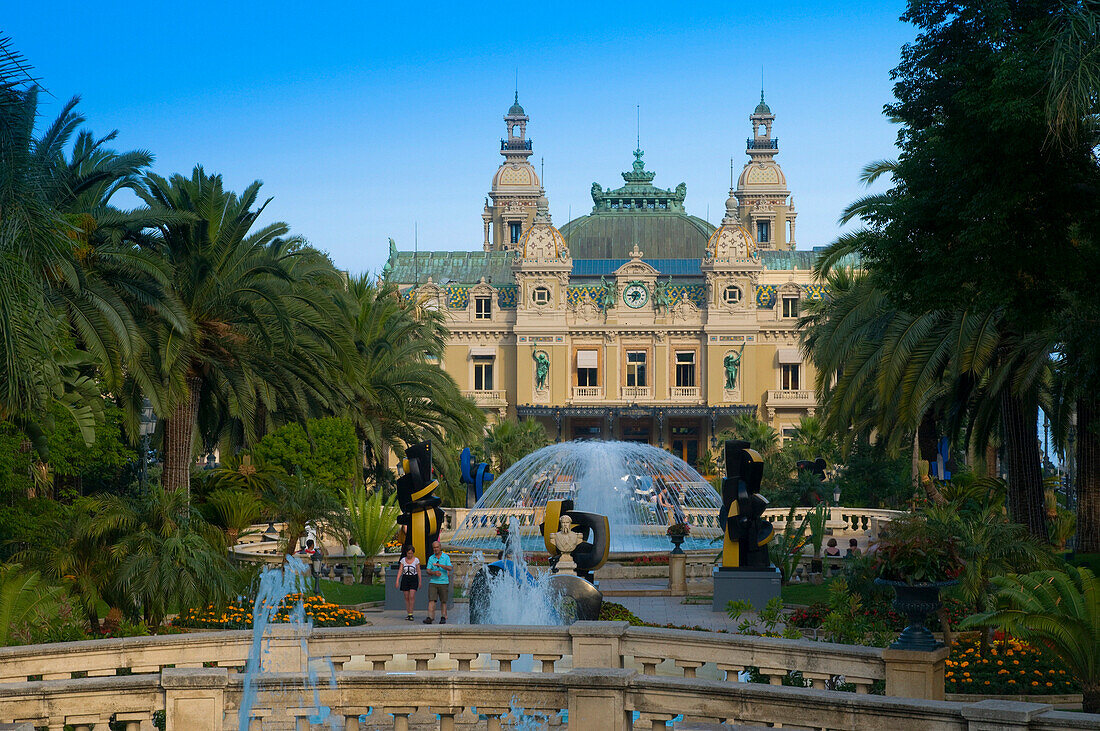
left=945, top=634, right=1078, bottom=695
left=598, top=601, right=728, bottom=634
left=173, top=594, right=367, bottom=630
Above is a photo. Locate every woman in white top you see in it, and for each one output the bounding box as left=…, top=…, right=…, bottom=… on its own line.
left=396, top=546, right=422, bottom=621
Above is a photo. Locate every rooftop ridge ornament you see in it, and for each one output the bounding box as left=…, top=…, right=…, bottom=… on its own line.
left=589, top=148, right=687, bottom=213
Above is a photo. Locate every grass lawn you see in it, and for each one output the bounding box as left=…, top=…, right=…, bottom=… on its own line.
left=781, top=579, right=835, bottom=606
left=318, top=579, right=385, bottom=605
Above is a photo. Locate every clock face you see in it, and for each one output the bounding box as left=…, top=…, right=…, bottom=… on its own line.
left=623, top=282, right=648, bottom=309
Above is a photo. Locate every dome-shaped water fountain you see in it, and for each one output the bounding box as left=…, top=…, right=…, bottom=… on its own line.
left=450, top=441, right=722, bottom=553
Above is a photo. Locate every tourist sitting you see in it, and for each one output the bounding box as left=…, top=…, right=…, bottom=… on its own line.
left=845, top=538, right=861, bottom=558
left=824, top=537, right=841, bottom=557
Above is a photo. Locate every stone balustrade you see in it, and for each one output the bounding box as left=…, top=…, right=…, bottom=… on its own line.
left=0, top=663, right=1093, bottom=730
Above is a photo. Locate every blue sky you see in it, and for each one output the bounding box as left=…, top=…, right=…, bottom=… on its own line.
left=7, top=1, right=913, bottom=275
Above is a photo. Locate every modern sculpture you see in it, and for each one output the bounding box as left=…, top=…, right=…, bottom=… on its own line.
left=541, top=498, right=610, bottom=581
left=459, top=447, right=494, bottom=509
left=713, top=439, right=781, bottom=611
left=395, top=441, right=444, bottom=561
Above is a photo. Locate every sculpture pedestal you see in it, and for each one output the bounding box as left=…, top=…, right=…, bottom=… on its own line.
left=711, top=567, right=781, bottom=612
left=668, top=553, right=687, bottom=596
left=555, top=554, right=577, bottom=574
left=384, top=565, right=455, bottom=612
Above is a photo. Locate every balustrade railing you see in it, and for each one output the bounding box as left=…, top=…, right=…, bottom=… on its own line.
left=670, top=385, right=700, bottom=400
left=571, top=386, right=603, bottom=400
left=620, top=385, right=652, bottom=400
left=461, top=389, right=507, bottom=406
left=0, top=651, right=1091, bottom=730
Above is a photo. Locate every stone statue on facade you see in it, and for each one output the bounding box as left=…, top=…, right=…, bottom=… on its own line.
left=599, top=276, right=617, bottom=311
left=549, top=514, right=583, bottom=573
left=652, top=276, right=672, bottom=313
left=533, top=350, right=550, bottom=390
left=724, top=343, right=745, bottom=390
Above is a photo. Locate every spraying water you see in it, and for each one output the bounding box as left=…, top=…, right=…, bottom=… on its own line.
left=466, top=517, right=564, bottom=625
left=237, top=556, right=337, bottom=729
left=452, top=441, right=721, bottom=552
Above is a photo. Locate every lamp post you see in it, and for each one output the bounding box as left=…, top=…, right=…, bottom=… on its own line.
left=138, top=402, right=156, bottom=492
left=310, top=553, right=322, bottom=594
left=833, top=485, right=841, bottom=506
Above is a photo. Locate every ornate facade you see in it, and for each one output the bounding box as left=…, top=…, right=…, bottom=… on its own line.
left=385, top=95, right=832, bottom=465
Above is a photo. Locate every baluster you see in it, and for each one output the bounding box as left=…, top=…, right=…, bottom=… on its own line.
left=450, top=652, right=479, bottom=671
left=480, top=707, right=508, bottom=731
left=635, top=656, right=661, bottom=675
left=492, top=653, right=520, bottom=671
left=534, top=653, right=562, bottom=672
left=760, top=667, right=786, bottom=685
left=364, top=654, right=392, bottom=671
left=436, top=706, right=462, bottom=731
left=407, top=652, right=435, bottom=671
left=329, top=655, right=351, bottom=671
left=674, top=659, right=704, bottom=678
left=716, top=662, right=742, bottom=681
left=387, top=707, right=416, bottom=731
left=114, top=712, right=153, bottom=731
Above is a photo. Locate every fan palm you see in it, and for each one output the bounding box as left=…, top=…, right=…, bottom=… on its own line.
left=205, top=488, right=264, bottom=547
left=963, top=565, right=1100, bottom=712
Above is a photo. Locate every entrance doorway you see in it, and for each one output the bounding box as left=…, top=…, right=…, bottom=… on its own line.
left=671, top=423, right=700, bottom=470
left=621, top=419, right=651, bottom=443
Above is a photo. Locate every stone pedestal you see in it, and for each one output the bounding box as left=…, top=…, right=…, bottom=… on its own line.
left=668, top=553, right=687, bottom=596
left=883, top=646, right=950, bottom=700
left=161, top=668, right=227, bottom=731
left=711, top=567, right=781, bottom=612
left=383, top=565, right=455, bottom=612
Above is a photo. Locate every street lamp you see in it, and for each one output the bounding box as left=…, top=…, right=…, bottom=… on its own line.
left=310, top=553, right=323, bottom=594
left=833, top=485, right=841, bottom=506
left=138, top=401, right=156, bottom=492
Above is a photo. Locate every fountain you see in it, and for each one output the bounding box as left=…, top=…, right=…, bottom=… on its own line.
left=467, top=516, right=602, bottom=625
left=451, top=440, right=721, bottom=553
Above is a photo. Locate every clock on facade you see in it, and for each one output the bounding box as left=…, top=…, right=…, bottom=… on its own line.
left=623, top=282, right=648, bottom=308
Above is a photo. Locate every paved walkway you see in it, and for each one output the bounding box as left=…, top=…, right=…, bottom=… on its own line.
left=363, top=578, right=741, bottom=632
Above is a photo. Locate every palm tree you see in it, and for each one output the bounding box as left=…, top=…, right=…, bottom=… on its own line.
left=784, top=416, right=838, bottom=464
left=342, top=275, right=484, bottom=482
left=343, top=484, right=400, bottom=583
left=963, top=565, right=1100, bottom=712
left=482, top=418, right=549, bottom=474
left=0, top=563, right=63, bottom=646
left=81, top=488, right=235, bottom=626
left=801, top=207, right=1052, bottom=539
left=205, top=488, right=264, bottom=547
left=261, top=475, right=347, bottom=553
left=135, top=167, right=349, bottom=496
left=720, top=413, right=780, bottom=456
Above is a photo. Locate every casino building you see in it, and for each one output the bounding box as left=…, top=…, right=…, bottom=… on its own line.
left=384, top=93, right=837, bottom=465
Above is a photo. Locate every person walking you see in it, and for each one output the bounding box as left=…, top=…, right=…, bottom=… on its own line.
left=423, top=540, right=452, bottom=624
left=396, top=546, right=421, bottom=621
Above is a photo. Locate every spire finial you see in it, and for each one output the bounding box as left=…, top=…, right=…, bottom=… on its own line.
left=730, top=157, right=735, bottom=189
left=636, top=104, right=640, bottom=150
left=540, top=156, right=544, bottom=183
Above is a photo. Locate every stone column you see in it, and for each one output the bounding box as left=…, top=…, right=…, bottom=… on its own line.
left=668, top=552, right=686, bottom=596
left=882, top=646, right=950, bottom=700
left=160, top=668, right=228, bottom=731
left=569, top=621, right=628, bottom=668
left=566, top=669, right=633, bottom=731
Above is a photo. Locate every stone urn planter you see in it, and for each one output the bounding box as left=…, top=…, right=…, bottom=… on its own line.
left=669, top=534, right=686, bottom=554
left=875, top=578, right=958, bottom=650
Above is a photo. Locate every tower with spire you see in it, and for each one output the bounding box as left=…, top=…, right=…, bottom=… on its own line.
left=734, top=90, right=796, bottom=250
left=483, top=93, right=542, bottom=251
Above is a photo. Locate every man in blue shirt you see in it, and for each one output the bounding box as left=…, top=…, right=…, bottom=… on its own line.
left=424, top=540, right=452, bottom=624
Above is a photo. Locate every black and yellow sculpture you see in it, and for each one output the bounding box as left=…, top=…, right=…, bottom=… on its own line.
left=541, top=498, right=610, bottom=580
left=395, top=441, right=444, bottom=561
left=720, top=439, right=775, bottom=569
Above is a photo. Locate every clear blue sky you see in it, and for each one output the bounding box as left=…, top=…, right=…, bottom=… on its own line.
left=7, top=1, right=913, bottom=275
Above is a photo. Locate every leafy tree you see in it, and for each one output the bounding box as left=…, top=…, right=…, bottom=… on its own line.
left=964, top=565, right=1100, bottom=712
left=250, top=418, right=359, bottom=491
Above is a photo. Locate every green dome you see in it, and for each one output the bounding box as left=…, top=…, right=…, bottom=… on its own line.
left=508, top=92, right=525, bottom=116
left=754, top=91, right=771, bottom=115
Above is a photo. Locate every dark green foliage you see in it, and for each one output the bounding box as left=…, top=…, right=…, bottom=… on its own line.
left=833, top=439, right=911, bottom=508
left=250, top=417, right=359, bottom=491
